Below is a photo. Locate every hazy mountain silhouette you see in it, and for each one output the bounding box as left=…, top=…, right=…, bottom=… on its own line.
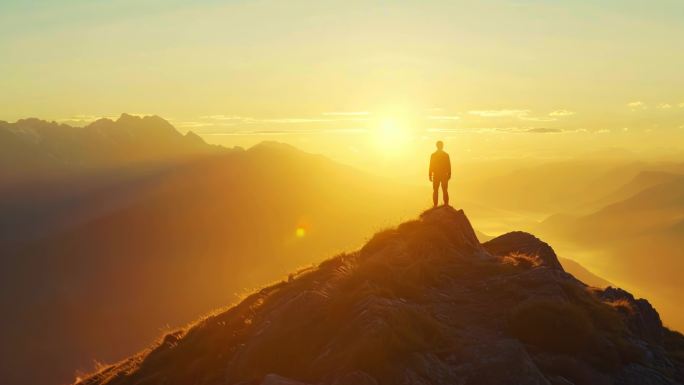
left=460, top=159, right=684, bottom=216
left=76, top=207, right=684, bottom=385
left=585, top=171, right=683, bottom=213
left=0, top=131, right=423, bottom=385
left=542, top=174, right=684, bottom=242
left=0, top=114, right=233, bottom=246
left=540, top=174, right=684, bottom=330
left=558, top=258, right=612, bottom=289
left=0, top=113, right=221, bottom=184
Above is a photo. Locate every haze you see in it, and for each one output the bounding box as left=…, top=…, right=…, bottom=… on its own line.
left=1, top=2, right=684, bottom=385
left=2, top=0, right=684, bottom=177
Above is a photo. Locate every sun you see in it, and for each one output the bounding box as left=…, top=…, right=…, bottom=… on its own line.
left=372, top=117, right=411, bottom=155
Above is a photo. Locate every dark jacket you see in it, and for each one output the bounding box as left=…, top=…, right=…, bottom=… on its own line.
left=429, top=150, right=451, bottom=180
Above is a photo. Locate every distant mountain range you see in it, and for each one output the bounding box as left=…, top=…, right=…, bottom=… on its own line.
left=542, top=173, right=684, bottom=242
left=538, top=171, right=684, bottom=331
left=0, top=113, right=222, bottom=183
left=459, top=159, right=684, bottom=217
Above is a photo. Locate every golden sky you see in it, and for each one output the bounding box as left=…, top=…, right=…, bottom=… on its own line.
left=1, top=0, right=683, bottom=173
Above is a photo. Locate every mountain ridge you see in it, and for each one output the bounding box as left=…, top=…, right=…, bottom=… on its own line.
left=76, top=207, right=684, bottom=385
left=0, top=114, right=223, bottom=183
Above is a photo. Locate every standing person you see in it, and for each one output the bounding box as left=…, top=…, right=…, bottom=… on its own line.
left=429, top=140, right=451, bottom=207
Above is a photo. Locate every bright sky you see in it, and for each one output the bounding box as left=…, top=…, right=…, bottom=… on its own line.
left=1, top=0, right=683, bottom=174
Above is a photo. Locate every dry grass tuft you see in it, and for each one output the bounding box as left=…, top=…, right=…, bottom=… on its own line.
left=605, top=298, right=636, bottom=315
left=501, top=252, right=543, bottom=269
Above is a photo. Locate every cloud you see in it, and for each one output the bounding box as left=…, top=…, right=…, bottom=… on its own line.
left=171, top=121, right=214, bottom=128
left=59, top=114, right=117, bottom=122
left=323, top=128, right=368, bottom=133
left=520, top=116, right=557, bottom=122
left=198, top=127, right=368, bottom=136
left=468, top=109, right=530, bottom=118
left=200, top=115, right=256, bottom=123
left=427, top=126, right=583, bottom=134
left=468, top=109, right=559, bottom=122
left=204, top=129, right=307, bottom=136
left=427, top=128, right=468, bottom=133
left=627, top=101, right=646, bottom=110
left=321, top=111, right=369, bottom=116
left=679, top=102, right=684, bottom=108
left=260, top=118, right=334, bottom=123
left=200, top=114, right=369, bottom=125
left=427, top=127, right=500, bottom=134
left=526, top=127, right=562, bottom=133
left=596, top=129, right=611, bottom=134
left=427, top=115, right=461, bottom=121
left=658, top=103, right=672, bottom=109
left=548, top=110, right=575, bottom=117
left=58, top=114, right=100, bottom=122
left=58, top=114, right=121, bottom=126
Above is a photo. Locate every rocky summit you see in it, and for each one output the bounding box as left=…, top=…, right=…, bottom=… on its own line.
left=78, top=206, right=684, bottom=385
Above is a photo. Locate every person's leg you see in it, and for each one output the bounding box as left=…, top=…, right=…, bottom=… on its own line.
left=442, top=179, right=449, bottom=206
left=432, top=178, right=439, bottom=207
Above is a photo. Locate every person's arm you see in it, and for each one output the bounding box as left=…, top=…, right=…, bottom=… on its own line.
left=446, top=154, right=452, bottom=179
left=429, top=154, right=434, bottom=181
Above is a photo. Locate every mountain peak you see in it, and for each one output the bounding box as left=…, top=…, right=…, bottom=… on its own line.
left=249, top=141, right=302, bottom=154
left=113, top=113, right=175, bottom=133
left=419, top=206, right=486, bottom=254
left=76, top=210, right=684, bottom=385
left=184, top=130, right=207, bottom=146
left=116, top=112, right=139, bottom=123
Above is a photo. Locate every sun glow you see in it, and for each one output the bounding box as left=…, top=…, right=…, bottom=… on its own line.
left=372, top=117, right=412, bottom=156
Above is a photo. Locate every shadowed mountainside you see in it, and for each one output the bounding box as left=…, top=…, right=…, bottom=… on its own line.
left=0, top=138, right=423, bottom=385
left=78, top=207, right=684, bottom=385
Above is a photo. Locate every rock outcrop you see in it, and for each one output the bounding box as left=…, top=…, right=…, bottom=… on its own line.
left=484, top=231, right=565, bottom=271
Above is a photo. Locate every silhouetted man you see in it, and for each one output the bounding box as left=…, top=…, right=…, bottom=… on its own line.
left=429, top=140, right=451, bottom=207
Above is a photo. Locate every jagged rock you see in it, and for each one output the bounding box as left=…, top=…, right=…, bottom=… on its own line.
left=599, top=287, right=663, bottom=344
left=419, top=206, right=486, bottom=255
left=483, top=231, right=565, bottom=271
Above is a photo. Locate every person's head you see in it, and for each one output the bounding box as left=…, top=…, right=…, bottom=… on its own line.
left=436, top=140, right=444, bottom=150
